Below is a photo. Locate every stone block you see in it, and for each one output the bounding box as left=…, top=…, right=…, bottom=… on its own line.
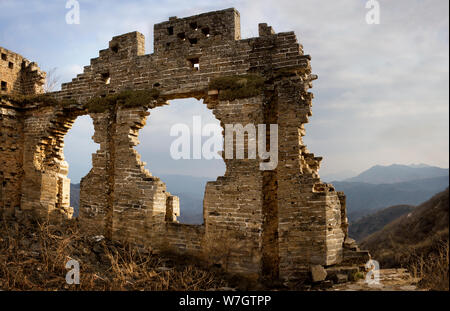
left=311, top=265, right=327, bottom=282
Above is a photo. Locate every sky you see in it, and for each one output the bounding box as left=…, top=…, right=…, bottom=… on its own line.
left=0, top=0, right=448, bottom=182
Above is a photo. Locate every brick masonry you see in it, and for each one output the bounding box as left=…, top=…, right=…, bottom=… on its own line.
left=0, top=8, right=367, bottom=282
left=0, top=47, right=46, bottom=95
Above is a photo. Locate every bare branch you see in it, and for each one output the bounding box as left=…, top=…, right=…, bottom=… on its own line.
left=43, top=67, right=61, bottom=93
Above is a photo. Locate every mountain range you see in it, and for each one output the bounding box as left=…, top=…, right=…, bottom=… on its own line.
left=342, top=164, right=448, bottom=184
left=70, top=163, right=449, bottom=224
left=333, top=175, right=449, bottom=221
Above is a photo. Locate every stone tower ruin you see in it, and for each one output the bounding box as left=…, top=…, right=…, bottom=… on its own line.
left=0, top=8, right=368, bottom=282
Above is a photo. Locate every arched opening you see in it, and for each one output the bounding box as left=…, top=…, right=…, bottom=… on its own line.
left=136, top=98, right=226, bottom=224
left=63, top=115, right=98, bottom=217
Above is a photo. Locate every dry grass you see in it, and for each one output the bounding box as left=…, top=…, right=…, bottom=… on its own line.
left=86, top=89, right=160, bottom=113
left=408, top=239, right=449, bottom=291
left=363, top=227, right=449, bottom=291
left=208, top=74, right=265, bottom=101
left=0, top=93, right=77, bottom=107
left=0, top=214, right=229, bottom=291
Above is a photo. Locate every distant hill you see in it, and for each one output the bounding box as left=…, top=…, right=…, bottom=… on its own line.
left=333, top=175, right=449, bottom=221
left=159, top=174, right=213, bottom=224
left=345, top=164, right=448, bottom=184
left=349, top=204, right=414, bottom=242
left=70, top=183, right=80, bottom=217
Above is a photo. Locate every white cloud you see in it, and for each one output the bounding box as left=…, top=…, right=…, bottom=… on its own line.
left=58, top=64, right=84, bottom=86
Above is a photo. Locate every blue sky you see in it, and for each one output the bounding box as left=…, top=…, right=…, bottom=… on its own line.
left=1, top=0, right=448, bottom=182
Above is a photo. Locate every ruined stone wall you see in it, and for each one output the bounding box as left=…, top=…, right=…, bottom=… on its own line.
left=0, top=49, right=48, bottom=216
left=0, top=99, right=76, bottom=219
left=0, top=99, right=24, bottom=215
left=79, top=112, right=110, bottom=235
left=0, top=47, right=46, bottom=215
left=20, top=104, right=79, bottom=218
left=203, top=95, right=266, bottom=277
left=0, top=47, right=46, bottom=95
left=0, top=8, right=352, bottom=282
left=275, top=76, right=345, bottom=280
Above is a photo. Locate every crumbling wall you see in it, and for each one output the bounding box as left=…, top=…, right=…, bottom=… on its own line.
left=0, top=8, right=356, bottom=282
left=275, top=75, right=345, bottom=280
left=202, top=95, right=266, bottom=277
left=78, top=112, right=110, bottom=234
left=112, top=106, right=170, bottom=245
left=20, top=103, right=80, bottom=218
left=0, top=47, right=46, bottom=95
left=0, top=99, right=24, bottom=215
